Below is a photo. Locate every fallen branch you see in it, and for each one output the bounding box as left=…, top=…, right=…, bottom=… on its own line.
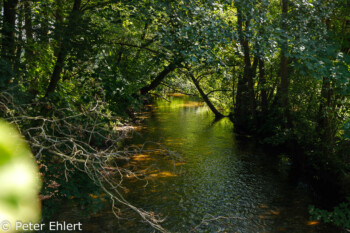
left=0, top=90, right=170, bottom=232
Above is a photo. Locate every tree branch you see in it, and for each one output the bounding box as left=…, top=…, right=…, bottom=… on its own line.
left=115, top=42, right=161, bottom=55
left=206, top=89, right=232, bottom=96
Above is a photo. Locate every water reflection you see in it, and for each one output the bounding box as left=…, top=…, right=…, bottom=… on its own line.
left=56, top=95, right=338, bottom=232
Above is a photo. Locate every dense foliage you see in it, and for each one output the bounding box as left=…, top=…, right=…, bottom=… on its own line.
left=0, top=0, right=349, bottom=231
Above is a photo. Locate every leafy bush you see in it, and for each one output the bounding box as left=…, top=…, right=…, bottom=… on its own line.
left=309, top=198, right=350, bottom=230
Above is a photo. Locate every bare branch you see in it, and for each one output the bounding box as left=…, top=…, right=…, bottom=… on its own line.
left=0, top=89, right=176, bottom=233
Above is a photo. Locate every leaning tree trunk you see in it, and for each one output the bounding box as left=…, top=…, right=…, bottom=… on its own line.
left=45, top=50, right=67, bottom=95
left=189, top=72, right=224, bottom=119
left=139, top=63, right=177, bottom=95
left=45, top=0, right=82, bottom=96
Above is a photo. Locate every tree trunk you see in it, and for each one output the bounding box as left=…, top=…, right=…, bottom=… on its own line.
left=24, top=0, right=39, bottom=92
left=317, top=77, right=334, bottom=158
left=24, top=0, right=34, bottom=62
left=139, top=63, right=177, bottom=95
left=14, top=2, right=23, bottom=75
left=259, top=59, right=268, bottom=114
left=1, top=0, right=19, bottom=86
left=275, top=0, right=290, bottom=126
left=189, top=72, right=224, bottom=119
left=45, top=0, right=82, bottom=96
left=280, top=0, right=288, bottom=106
left=45, top=50, right=66, bottom=95
left=54, top=0, right=64, bottom=58
left=40, top=2, right=50, bottom=44
left=232, top=66, right=236, bottom=107
left=234, top=5, right=256, bottom=132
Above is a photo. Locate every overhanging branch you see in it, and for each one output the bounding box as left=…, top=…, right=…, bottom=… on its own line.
left=206, top=89, right=232, bottom=96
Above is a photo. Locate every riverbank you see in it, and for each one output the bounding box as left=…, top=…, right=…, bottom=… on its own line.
left=0, top=89, right=169, bottom=231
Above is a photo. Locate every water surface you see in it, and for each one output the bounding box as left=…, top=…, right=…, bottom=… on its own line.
left=56, top=95, right=338, bottom=232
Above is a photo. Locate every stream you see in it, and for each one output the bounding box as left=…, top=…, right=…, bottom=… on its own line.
left=55, top=94, right=338, bottom=233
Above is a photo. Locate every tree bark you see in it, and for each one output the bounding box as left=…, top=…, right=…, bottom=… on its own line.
left=139, top=63, right=177, bottom=95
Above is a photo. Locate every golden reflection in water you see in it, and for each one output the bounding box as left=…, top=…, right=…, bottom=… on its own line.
left=167, top=93, right=187, bottom=97
left=89, top=193, right=106, bottom=200
left=125, top=173, right=143, bottom=181
left=270, top=210, right=280, bottom=215
left=108, top=95, right=338, bottom=233
left=175, top=162, right=186, bottom=166
left=152, top=149, right=166, bottom=154
left=123, top=187, right=130, bottom=194
left=114, top=125, right=145, bottom=131
left=307, top=221, right=320, bottom=226
left=165, top=138, right=186, bottom=142
left=165, top=142, right=184, bottom=145
left=129, top=144, right=144, bottom=148
left=180, top=101, right=205, bottom=108
left=149, top=171, right=177, bottom=178
left=138, top=116, right=150, bottom=119
left=155, top=112, right=169, bottom=115
left=157, top=118, right=169, bottom=121
left=132, top=154, right=154, bottom=161
left=258, top=209, right=280, bottom=219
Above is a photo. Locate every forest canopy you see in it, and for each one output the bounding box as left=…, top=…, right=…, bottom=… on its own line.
left=0, top=0, right=349, bottom=231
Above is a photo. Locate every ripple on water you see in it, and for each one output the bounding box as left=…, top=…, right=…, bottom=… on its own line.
left=54, top=96, right=339, bottom=233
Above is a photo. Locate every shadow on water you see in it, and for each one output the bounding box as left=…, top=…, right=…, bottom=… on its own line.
left=53, top=95, right=339, bottom=233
